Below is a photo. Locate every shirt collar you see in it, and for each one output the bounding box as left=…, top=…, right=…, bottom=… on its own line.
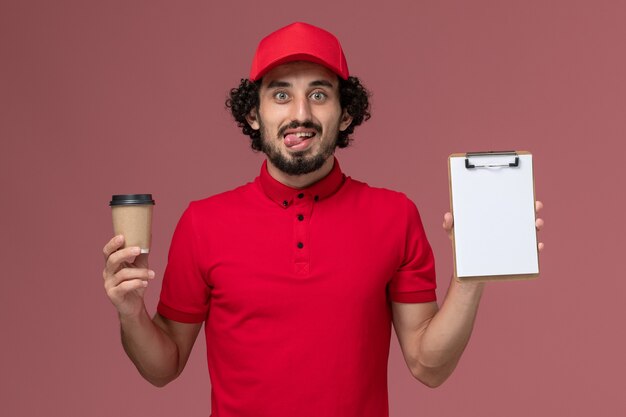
left=256, top=157, right=346, bottom=207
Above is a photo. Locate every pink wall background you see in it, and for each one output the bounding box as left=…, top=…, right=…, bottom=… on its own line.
left=2, top=0, right=625, bottom=416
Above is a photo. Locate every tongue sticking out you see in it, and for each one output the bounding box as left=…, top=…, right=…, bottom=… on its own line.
left=284, top=134, right=307, bottom=148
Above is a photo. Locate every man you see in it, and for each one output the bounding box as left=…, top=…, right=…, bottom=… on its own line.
left=102, top=22, right=544, bottom=417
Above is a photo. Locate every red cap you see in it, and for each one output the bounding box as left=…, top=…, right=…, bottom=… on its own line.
left=249, top=22, right=349, bottom=81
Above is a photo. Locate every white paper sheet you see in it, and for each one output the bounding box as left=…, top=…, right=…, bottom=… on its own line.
left=449, top=153, right=539, bottom=278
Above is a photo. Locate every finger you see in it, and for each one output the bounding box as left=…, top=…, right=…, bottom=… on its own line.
left=442, top=212, right=454, bottom=230
left=103, top=235, right=125, bottom=261
left=108, top=278, right=148, bottom=298
left=538, top=242, right=544, bottom=252
left=105, top=267, right=155, bottom=288
left=535, top=218, right=544, bottom=231
left=535, top=201, right=543, bottom=212
left=104, top=246, right=142, bottom=275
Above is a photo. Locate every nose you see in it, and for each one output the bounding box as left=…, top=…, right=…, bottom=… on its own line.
left=292, top=94, right=312, bottom=122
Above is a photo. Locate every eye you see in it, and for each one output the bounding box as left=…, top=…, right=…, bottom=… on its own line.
left=274, top=91, right=289, bottom=101
left=310, top=91, right=327, bottom=101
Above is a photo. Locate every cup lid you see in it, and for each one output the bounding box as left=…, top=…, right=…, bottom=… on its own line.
left=110, top=194, right=155, bottom=206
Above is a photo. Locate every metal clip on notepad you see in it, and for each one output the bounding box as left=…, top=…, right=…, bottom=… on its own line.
left=465, top=150, right=520, bottom=169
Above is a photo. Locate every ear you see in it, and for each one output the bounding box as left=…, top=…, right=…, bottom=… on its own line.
left=339, top=109, right=353, bottom=132
left=245, top=108, right=260, bottom=130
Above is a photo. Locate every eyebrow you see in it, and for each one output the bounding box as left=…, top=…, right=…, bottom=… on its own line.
left=266, top=79, right=335, bottom=89
left=266, top=80, right=291, bottom=89
left=310, top=80, right=334, bottom=88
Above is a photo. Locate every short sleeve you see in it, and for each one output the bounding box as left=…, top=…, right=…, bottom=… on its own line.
left=389, top=197, right=437, bottom=303
left=157, top=203, right=210, bottom=323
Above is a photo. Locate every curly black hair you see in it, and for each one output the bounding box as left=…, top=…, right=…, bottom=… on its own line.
left=225, top=76, right=371, bottom=151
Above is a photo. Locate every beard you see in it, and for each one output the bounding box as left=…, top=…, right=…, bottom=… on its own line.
left=259, top=118, right=339, bottom=176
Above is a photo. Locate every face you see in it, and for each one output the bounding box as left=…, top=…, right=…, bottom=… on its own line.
left=246, top=61, right=353, bottom=176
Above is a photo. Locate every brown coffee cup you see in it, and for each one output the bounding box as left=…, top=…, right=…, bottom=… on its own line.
left=110, top=194, right=155, bottom=254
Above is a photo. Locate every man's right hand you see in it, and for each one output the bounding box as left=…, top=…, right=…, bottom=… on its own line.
left=103, top=235, right=155, bottom=318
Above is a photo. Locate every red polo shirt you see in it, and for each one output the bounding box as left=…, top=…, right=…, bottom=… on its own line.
left=157, top=158, right=436, bottom=417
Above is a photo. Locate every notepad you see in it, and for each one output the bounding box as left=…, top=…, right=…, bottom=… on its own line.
left=448, top=151, right=540, bottom=281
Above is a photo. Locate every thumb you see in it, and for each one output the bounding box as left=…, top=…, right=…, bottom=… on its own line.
left=443, top=212, right=454, bottom=240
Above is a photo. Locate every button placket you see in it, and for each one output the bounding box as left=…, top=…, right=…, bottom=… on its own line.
left=293, top=193, right=313, bottom=275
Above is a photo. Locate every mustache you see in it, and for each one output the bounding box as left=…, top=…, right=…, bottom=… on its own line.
left=278, top=120, right=322, bottom=137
